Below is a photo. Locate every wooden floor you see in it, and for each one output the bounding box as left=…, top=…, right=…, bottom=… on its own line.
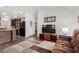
left=0, top=35, right=40, bottom=52
left=0, top=35, right=55, bottom=53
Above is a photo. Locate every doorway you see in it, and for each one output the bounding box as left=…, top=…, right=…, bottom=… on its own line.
left=11, top=18, right=25, bottom=36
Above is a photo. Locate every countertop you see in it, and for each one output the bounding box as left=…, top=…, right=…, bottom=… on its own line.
left=0, top=28, right=16, bottom=32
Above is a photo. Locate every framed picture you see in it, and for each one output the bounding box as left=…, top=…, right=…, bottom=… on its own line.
left=44, top=16, right=56, bottom=22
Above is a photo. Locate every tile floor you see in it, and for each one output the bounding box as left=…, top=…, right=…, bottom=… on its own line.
left=0, top=36, right=55, bottom=53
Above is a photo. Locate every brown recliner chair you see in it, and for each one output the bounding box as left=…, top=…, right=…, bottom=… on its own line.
left=71, top=28, right=79, bottom=47
left=53, top=28, right=79, bottom=53
left=71, top=28, right=79, bottom=53
left=52, top=35, right=74, bottom=53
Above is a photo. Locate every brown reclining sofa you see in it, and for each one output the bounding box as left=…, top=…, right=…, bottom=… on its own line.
left=52, top=28, right=79, bottom=53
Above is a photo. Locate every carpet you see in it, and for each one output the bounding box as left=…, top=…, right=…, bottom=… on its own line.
left=30, top=45, right=52, bottom=53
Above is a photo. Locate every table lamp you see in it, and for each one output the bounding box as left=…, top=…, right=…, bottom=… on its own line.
left=62, top=27, right=69, bottom=36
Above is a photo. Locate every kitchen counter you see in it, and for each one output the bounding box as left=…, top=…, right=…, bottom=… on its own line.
left=0, top=28, right=15, bottom=31
left=0, top=28, right=16, bottom=44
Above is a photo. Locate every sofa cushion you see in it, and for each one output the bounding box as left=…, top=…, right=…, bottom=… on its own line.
left=71, top=38, right=79, bottom=47
left=56, top=40, right=73, bottom=48
left=72, top=28, right=79, bottom=39
left=58, top=35, right=72, bottom=42
left=73, top=34, right=79, bottom=52
left=74, top=44, right=79, bottom=53
left=53, top=44, right=74, bottom=53
left=71, top=28, right=79, bottom=47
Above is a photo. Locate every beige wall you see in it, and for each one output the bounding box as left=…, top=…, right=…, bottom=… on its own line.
left=25, top=12, right=35, bottom=37
left=37, top=10, right=79, bottom=36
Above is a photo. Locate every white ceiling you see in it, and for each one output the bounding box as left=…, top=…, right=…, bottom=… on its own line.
left=0, top=6, right=79, bottom=19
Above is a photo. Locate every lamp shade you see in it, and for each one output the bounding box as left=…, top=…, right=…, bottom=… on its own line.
left=62, top=27, right=69, bottom=35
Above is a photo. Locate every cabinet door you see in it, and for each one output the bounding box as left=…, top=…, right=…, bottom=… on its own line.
left=50, top=34, right=57, bottom=42
left=39, top=34, right=44, bottom=40
left=44, top=33, right=50, bottom=40
left=0, top=31, right=11, bottom=44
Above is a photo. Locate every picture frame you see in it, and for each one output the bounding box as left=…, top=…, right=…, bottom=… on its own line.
left=44, top=16, right=56, bottom=22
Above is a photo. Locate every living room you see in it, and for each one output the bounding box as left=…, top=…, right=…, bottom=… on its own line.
left=1, top=0, right=79, bottom=59
left=0, top=6, right=79, bottom=53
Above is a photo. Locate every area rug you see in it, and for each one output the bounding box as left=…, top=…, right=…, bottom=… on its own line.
left=30, top=45, right=52, bottom=53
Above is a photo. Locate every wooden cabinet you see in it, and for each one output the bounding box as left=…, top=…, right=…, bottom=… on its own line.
left=0, top=29, right=16, bottom=44
left=39, top=33, right=57, bottom=42
left=0, top=31, right=11, bottom=44
left=50, top=34, right=57, bottom=42
left=39, top=34, right=44, bottom=40
left=44, top=33, right=51, bottom=40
